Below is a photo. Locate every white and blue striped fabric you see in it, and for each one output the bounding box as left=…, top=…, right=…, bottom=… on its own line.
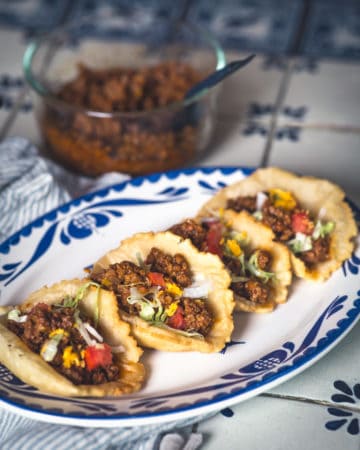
left=0, top=137, right=208, bottom=450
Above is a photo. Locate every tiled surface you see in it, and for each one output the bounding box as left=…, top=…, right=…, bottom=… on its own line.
left=267, top=127, right=360, bottom=203
left=301, top=0, right=360, bottom=60
left=280, top=58, right=360, bottom=129
left=269, top=321, right=360, bottom=402
left=217, top=51, right=287, bottom=121
left=198, top=395, right=360, bottom=449
left=188, top=0, right=304, bottom=54
left=196, top=117, right=267, bottom=168
left=0, top=0, right=70, bottom=32
left=0, top=0, right=360, bottom=448
left=72, top=0, right=185, bottom=19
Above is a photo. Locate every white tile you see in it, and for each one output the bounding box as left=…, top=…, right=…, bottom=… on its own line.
left=0, top=30, right=27, bottom=74
left=196, top=117, right=266, bottom=168
left=280, top=58, right=360, bottom=128
left=269, top=323, right=360, bottom=403
left=217, top=51, right=286, bottom=122
left=198, top=395, right=360, bottom=450
left=268, top=127, right=360, bottom=203
left=6, top=99, right=40, bottom=146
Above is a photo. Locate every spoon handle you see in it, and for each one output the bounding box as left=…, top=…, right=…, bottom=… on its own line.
left=185, top=54, right=255, bottom=100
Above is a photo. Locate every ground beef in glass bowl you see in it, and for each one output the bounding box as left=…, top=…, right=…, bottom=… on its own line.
left=23, top=13, right=226, bottom=176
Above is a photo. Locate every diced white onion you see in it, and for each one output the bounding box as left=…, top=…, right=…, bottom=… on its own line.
left=201, top=216, right=219, bottom=224
left=127, top=286, right=143, bottom=304
left=183, top=279, right=211, bottom=298
left=294, top=232, right=313, bottom=252
left=111, top=345, right=125, bottom=353
left=256, top=192, right=268, bottom=211
left=76, top=318, right=96, bottom=346
left=7, top=309, right=27, bottom=323
left=84, top=322, right=103, bottom=342
left=318, top=207, right=326, bottom=219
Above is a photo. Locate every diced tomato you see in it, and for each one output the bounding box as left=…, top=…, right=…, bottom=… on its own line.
left=291, top=211, right=314, bottom=235
left=166, top=306, right=185, bottom=330
left=206, top=221, right=223, bottom=257
left=147, top=272, right=166, bottom=288
left=84, top=343, right=113, bottom=371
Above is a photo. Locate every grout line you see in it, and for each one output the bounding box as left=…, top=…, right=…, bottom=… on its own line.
left=260, top=0, right=313, bottom=168
left=261, top=392, right=360, bottom=414
left=260, top=60, right=295, bottom=167
left=288, top=0, right=312, bottom=57
left=270, top=121, right=360, bottom=134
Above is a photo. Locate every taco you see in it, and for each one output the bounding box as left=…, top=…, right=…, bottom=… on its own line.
left=169, top=211, right=292, bottom=313
left=90, top=231, right=234, bottom=352
left=0, top=279, right=145, bottom=397
left=198, top=167, right=358, bottom=282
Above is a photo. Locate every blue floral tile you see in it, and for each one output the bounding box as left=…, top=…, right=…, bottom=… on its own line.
left=301, top=0, right=360, bottom=60
left=196, top=117, right=267, bottom=169
left=269, top=315, right=360, bottom=404
left=217, top=52, right=287, bottom=121
left=197, top=395, right=360, bottom=450
left=69, top=0, right=185, bottom=22
left=0, top=0, right=70, bottom=31
left=188, top=0, right=304, bottom=54
left=278, top=57, right=360, bottom=129
left=325, top=381, right=360, bottom=436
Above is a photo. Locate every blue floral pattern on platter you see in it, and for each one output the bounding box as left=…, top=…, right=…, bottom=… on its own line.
left=0, top=167, right=359, bottom=427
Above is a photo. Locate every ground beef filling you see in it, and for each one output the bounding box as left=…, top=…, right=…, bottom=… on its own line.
left=169, top=219, right=207, bottom=250
left=169, top=219, right=272, bottom=305
left=7, top=303, right=119, bottom=385
left=91, top=247, right=213, bottom=336
left=225, top=249, right=271, bottom=304
left=226, top=194, right=331, bottom=265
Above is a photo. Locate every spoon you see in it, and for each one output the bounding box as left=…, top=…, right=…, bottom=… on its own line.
left=185, top=54, right=256, bottom=100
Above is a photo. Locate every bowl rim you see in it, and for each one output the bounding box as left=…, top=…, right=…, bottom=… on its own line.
left=23, top=15, right=226, bottom=118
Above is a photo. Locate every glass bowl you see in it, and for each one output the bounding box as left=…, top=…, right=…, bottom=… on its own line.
left=23, top=13, right=226, bottom=177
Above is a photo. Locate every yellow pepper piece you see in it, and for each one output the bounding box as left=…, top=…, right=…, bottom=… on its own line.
left=227, top=239, right=242, bottom=257
left=63, top=346, right=81, bottom=369
left=166, top=282, right=183, bottom=297
left=218, top=207, right=224, bottom=218
left=269, top=188, right=297, bottom=210
left=49, top=328, right=68, bottom=338
left=166, top=302, right=178, bottom=317
left=100, top=277, right=112, bottom=288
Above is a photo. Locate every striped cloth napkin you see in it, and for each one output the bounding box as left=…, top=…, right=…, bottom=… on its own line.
left=0, top=137, right=208, bottom=450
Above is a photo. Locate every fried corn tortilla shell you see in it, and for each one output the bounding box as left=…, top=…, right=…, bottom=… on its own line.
left=91, top=231, right=235, bottom=353
left=198, top=167, right=357, bottom=282
left=0, top=279, right=145, bottom=397
left=220, top=210, right=292, bottom=313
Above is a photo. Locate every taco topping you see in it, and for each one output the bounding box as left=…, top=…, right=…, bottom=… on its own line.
left=226, top=190, right=334, bottom=266
left=169, top=219, right=275, bottom=305
left=91, top=247, right=213, bottom=337
left=6, top=289, right=120, bottom=385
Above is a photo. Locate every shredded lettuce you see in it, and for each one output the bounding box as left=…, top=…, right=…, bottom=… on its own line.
left=287, top=232, right=313, bottom=253
left=40, top=331, right=64, bottom=362
left=127, top=286, right=166, bottom=322
left=246, top=251, right=275, bottom=283
left=231, top=275, right=249, bottom=283
left=312, top=220, right=335, bottom=240
left=253, top=211, right=263, bottom=221
left=56, top=281, right=101, bottom=326
left=152, top=321, right=205, bottom=339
